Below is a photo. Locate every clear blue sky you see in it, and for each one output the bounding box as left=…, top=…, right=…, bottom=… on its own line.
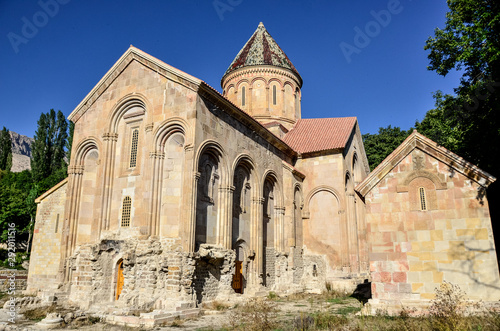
left=0, top=0, right=462, bottom=138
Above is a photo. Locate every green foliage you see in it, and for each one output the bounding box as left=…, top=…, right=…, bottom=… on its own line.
left=362, top=126, right=411, bottom=171
left=424, top=0, right=500, bottom=177
left=414, top=91, right=467, bottom=157
left=66, top=120, right=74, bottom=165
left=0, top=127, right=12, bottom=171
left=0, top=250, right=29, bottom=269
left=31, top=109, right=69, bottom=192
left=425, top=0, right=500, bottom=82
left=0, top=170, right=33, bottom=242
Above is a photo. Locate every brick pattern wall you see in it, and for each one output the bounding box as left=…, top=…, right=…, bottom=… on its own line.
left=366, top=150, right=500, bottom=304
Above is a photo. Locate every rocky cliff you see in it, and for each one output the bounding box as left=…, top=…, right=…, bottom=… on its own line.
left=9, top=131, right=33, bottom=172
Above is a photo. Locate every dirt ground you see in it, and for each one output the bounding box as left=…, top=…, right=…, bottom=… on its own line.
left=1, top=292, right=363, bottom=330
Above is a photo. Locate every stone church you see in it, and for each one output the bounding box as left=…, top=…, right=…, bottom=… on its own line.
left=27, top=23, right=500, bottom=314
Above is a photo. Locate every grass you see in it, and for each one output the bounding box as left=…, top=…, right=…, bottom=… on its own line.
left=219, top=281, right=500, bottom=331
left=336, top=306, right=361, bottom=315
left=204, top=300, right=231, bottom=311
left=23, top=304, right=58, bottom=321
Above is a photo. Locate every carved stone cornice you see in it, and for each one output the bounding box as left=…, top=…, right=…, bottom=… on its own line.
left=252, top=197, right=265, bottom=204
left=222, top=66, right=302, bottom=88
left=102, top=132, right=118, bottom=142
left=219, top=185, right=235, bottom=193
left=149, top=151, right=165, bottom=159
left=68, top=165, right=84, bottom=175
left=194, top=172, right=201, bottom=181
left=275, top=206, right=286, bottom=214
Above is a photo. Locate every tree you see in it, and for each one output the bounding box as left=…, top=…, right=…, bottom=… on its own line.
left=31, top=109, right=69, bottom=192
left=0, top=170, right=33, bottom=242
left=424, top=0, right=500, bottom=175
left=66, top=120, right=75, bottom=166
left=425, top=0, right=500, bottom=258
left=362, top=126, right=411, bottom=171
left=0, top=127, right=12, bottom=171
left=414, top=91, right=465, bottom=154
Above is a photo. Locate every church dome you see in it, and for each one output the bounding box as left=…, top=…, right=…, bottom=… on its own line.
left=222, top=22, right=302, bottom=85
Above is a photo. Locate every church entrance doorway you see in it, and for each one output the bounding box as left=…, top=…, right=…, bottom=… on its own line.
left=232, top=260, right=243, bottom=293
left=116, top=260, right=124, bottom=300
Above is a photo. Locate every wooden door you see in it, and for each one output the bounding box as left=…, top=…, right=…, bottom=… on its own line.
left=116, top=261, right=124, bottom=300
left=232, top=261, right=243, bottom=293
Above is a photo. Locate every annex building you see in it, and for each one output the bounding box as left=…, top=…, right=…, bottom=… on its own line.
left=27, top=23, right=500, bottom=314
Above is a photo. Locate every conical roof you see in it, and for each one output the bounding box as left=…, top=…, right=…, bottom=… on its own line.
left=223, top=22, right=301, bottom=81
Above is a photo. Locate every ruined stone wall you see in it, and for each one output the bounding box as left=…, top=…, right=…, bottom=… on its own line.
left=65, top=238, right=238, bottom=309
left=26, top=181, right=67, bottom=294
left=291, top=247, right=304, bottom=284
left=365, top=149, right=500, bottom=308
left=264, top=247, right=276, bottom=287
left=302, top=255, right=326, bottom=293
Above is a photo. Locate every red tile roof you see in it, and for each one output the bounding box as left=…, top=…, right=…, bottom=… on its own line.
left=284, top=117, right=357, bottom=154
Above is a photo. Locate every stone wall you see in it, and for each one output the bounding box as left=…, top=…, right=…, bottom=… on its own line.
left=0, top=269, right=27, bottom=292
left=264, top=247, right=276, bottom=287
left=365, top=148, right=500, bottom=310
left=26, top=180, right=67, bottom=294
left=63, top=238, right=238, bottom=310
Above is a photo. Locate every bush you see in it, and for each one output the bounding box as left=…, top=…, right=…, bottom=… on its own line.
left=230, top=298, right=278, bottom=331
left=0, top=250, right=29, bottom=269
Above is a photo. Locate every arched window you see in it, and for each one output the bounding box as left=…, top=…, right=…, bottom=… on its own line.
left=419, top=187, right=427, bottom=211
left=272, top=85, right=277, bottom=105
left=129, top=129, right=139, bottom=168
left=121, top=196, right=132, bottom=227
left=241, top=86, right=246, bottom=106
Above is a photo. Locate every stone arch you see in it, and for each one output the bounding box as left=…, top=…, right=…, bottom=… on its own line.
left=283, top=83, right=294, bottom=118
left=149, top=120, right=189, bottom=237
left=231, top=156, right=257, bottom=254
left=407, top=176, right=439, bottom=211
left=225, top=83, right=236, bottom=93
left=235, top=79, right=250, bottom=90
left=153, top=117, right=192, bottom=150
left=251, top=78, right=267, bottom=112
left=303, top=186, right=347, bottom=271
left=352, top=152, right=363, bottom=185
left=226, top=85, right=236, bottom=103
left=261, top=171, right=284, bottom=287
left=251, top=77, right=268, bottom=87
left=293, top=183, right=304, bottom=247
left=268, top=77, right=283, bottom=89
left=345, top=171, right=360, bottom=272
left=113, top=257, right=125, bottom=301
left=303, top=185, right=344, bottom=218
left=231, top=154, right=260, bottom=198
left=194, top=141, right=229, bottom=250
left=71, top=137, right=101, bottom=245
left=107, top=94, right=150, bottom=133
left=400, top=170, right=447, bottom=191
left=194, top=140, right=229, bottom=186
left=261, top=170, right=284, bottom=208
left=345, top=171, right=353, bottom=191
left=295, top=87, right=301, bottom=119
left=73, top=137, right=101, bottom=166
